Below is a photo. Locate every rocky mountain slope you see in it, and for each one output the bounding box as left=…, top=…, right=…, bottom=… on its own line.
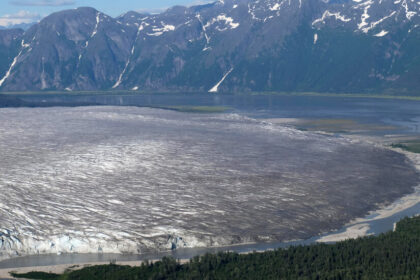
left=0, top=0, right=419, bottom=93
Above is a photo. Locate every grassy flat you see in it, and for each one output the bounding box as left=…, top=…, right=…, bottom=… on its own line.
left=392, top=140, right=420, bottom=153
left=267, top=118, right=396, bottom=134
left=246, top=91, right=420, bottom=101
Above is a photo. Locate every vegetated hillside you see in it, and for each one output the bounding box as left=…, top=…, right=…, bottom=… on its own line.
left=13, top=216, right=420, bottom=279
left=0, top=0, right=419, bottom=94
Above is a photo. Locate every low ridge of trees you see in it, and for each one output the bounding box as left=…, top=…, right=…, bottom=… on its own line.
left=13, top=216, right=420, bottom=279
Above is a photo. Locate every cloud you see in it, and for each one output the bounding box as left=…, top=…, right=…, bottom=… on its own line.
left=0, top=10, right=41, bottom=27
left=9, top=0, right=76, bottom=6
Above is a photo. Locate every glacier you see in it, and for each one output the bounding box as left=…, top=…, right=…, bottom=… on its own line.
left=0, top=106, right=418, bottom=260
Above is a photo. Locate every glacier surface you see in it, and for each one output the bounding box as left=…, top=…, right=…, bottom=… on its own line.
left=0, top=107, right=418, bottom=259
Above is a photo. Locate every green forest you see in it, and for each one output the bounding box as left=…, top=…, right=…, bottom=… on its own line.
left=12, top=216, right=420, bottom=280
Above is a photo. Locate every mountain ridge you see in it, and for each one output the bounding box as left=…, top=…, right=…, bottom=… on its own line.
left=0, top=0, right=419, bottom=93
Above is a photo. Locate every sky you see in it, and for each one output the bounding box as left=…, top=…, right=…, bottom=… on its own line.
left=0, top=0, right=211, bottom=27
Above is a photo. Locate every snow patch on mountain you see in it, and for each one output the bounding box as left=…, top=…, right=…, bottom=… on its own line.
left=83, top=12, right=101, bottom=49
left=374, top=29, right=389, bottom=36
left=196, top=14, right=211, bottom=50
left=147, top=23, right=175, bottom=36
left=312, top=11, right=352, bottom=26
left=356, top=0, right=374, bottom=30
left=270, top=3, right=282, bottom=11
left=401, top=0, right=417, bottom=19
left=113, top=22, right=148, bottom=89
left=204, top=14, right=240, bottom=31
left=361, top=11, right=396, bottom=33
left=209, top=67, right=233, bottom=93
left=91, top=12, right=100, bottom=38
left=0, top=40, right=30, bottom=87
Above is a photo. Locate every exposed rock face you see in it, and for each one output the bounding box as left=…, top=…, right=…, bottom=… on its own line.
left=0, top=0, right=419, bottom=93
left=0, top=29, right=23, bottom=81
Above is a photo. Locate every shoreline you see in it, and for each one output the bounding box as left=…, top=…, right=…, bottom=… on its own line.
left=2, top=91, right=420, bottom=102
left=314, top=132, right=420, bottom=241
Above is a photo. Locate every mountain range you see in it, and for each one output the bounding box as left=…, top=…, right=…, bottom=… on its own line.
left=0, top=0, right=419, bottom=93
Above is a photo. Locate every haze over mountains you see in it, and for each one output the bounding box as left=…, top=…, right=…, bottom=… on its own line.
left=0, top=0, right=419, bottom=93
left=0, top=22, right=35, bottom=31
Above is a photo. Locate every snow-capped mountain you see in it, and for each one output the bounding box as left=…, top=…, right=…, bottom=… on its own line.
left=0, top=0, right=419, bottom=93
